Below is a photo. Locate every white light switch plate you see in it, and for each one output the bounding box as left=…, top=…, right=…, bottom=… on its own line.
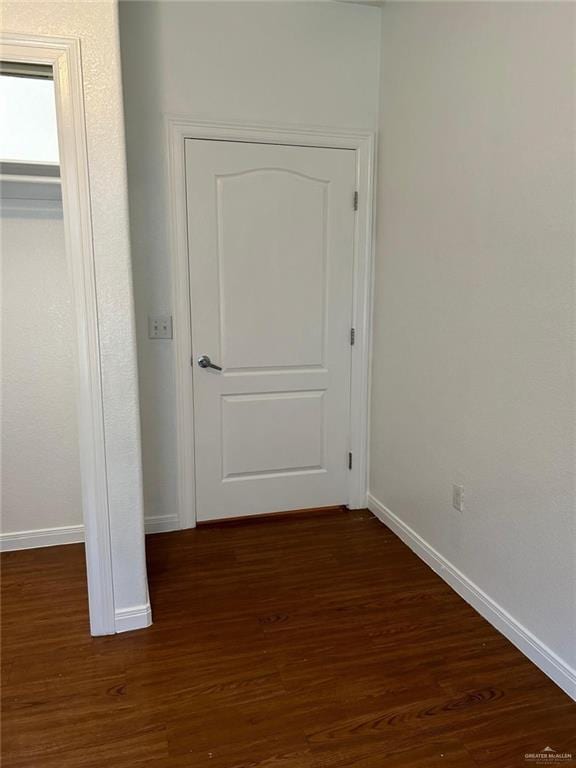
left=148, top=315, right=173, bottom=339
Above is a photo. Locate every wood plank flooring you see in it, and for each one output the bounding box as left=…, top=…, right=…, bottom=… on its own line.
left=2, top=508, right=575, bottom=767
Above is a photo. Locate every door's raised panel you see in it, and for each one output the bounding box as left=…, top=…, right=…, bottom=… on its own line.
left=221, top=390, right=325, bottom=479
left=217, top=170, right=328, bottom=370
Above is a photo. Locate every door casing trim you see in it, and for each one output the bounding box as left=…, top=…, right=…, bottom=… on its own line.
left=1, top=33, right=116, bottom=634
left=166, top=116, right=375, bottom=528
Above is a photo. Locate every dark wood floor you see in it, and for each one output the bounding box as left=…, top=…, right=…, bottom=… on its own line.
left=2, top=508, right=576, bottom=767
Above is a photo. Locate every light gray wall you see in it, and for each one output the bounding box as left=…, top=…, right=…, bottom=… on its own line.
left=118, top=0, right=381, bottom=526
left=2, top=203, right=82, bottom=536
left=371, top=1, right=575, bottom=670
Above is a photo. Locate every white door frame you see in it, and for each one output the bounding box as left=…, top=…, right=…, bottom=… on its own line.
left=166, top=117, right=375, bottom=528
left=1, top=34, right=115, bottom=634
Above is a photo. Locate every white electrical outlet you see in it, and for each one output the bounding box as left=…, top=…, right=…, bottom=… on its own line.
left=148, top=315, right=173, bottom=340
left=452, top=484, right=464, bottom=512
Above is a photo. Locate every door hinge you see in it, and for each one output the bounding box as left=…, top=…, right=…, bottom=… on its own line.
left=353, top=191, right=359, bottom=211
left=350, top=327, right=355, bottom=346
left=348, top=452, right=353, bottom=470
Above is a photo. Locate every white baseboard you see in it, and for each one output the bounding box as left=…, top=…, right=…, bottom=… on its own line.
left=366, top=492, right=576, bottom=702
left=0, top=524, right=84, bottom=552
left=114, top=602, right=152, bottom=633
left=144, top=514, right=180, bottom=534
left=0, top=516, right=181, bottom=552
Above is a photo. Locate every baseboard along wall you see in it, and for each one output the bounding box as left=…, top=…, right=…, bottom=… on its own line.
left=367, top=492, right=576, bottom=702
left=0, top=515, right=181, bottom=552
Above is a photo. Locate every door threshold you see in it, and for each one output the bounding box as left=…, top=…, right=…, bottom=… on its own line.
left=196, top=505, right=347, bottom=528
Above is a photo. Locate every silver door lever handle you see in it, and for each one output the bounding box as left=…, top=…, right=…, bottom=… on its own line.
left=197, top=354, right=222, bottom=371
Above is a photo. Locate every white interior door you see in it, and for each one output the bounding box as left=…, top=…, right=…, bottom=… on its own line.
left=185, top=139, right=356, bottom=522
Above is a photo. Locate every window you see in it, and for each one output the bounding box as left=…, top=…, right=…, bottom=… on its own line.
left=0, top=63, right=59, bottom=164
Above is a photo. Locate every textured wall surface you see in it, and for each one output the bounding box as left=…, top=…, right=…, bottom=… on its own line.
left=118, top=0, right=381, bottom=526
left=371, top=2, right=575, bottom=667
left=2, top=204, right=82, bottom=534
left=2, top=1, right=149, bottom=615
